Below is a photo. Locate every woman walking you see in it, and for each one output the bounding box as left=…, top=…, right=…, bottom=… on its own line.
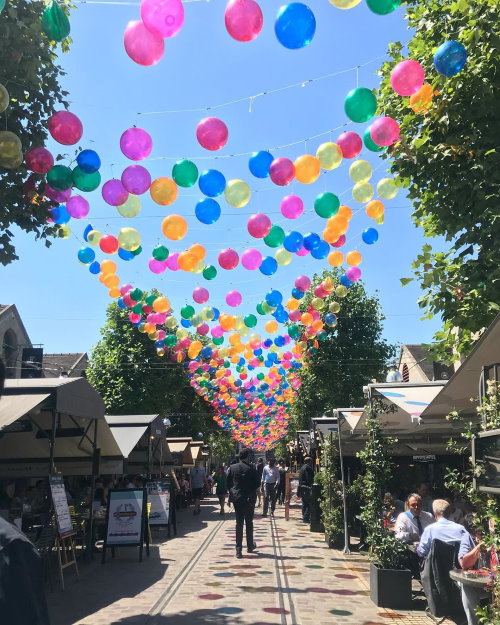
left=214, top=466, right=228, bottom=515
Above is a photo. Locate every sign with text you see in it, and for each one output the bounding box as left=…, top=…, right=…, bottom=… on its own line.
left=49, top=475, right=75, bottom=539
left=105, top=489, right=145, bottom=546
left=146, top=481, right=171, bottom=525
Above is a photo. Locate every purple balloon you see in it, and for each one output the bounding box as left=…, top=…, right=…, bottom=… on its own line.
left=66, top=195, right=90, bottom=219
left=241, top=248, right=262, bottom=270
left=102, top=179, right=129, bottom=206
left=346, top=266, right=362, bottom=282
left=141, top=0, right=185, bottom=38
left=149, top=258, right=168, bottom=273
left=280, top=195, right=304, bottom=219
left=45, top=184, right=71, bottom=203
left=120, top=127, right=153, bottom=161
left=121, top=165, right=152, bottom=194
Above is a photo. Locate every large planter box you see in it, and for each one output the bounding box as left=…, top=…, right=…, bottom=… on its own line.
left=369, top=562, right=412, bottom=609
left=325, top=532, right=344, bottom=550
left=310, top=484, right=324, bottom=533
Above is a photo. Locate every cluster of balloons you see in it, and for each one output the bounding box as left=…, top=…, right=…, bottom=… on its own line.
left=124, top=0, right=184, bottom=66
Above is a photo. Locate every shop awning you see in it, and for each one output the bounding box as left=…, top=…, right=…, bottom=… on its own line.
left=337, top=409, right=364, bottom=431
left=0, top=393, right=50, bottom=429
left=109, top=426, right=148, bottom=459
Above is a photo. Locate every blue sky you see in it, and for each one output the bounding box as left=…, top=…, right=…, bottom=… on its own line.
left=2, top=0, right=443, bottom=355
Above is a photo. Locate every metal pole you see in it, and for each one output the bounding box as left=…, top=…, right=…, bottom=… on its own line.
left=49, top=409, right=57, bottom=474
left=337, top=416, right=350, bottom=555
left=87, top=419, right=98, bottom=562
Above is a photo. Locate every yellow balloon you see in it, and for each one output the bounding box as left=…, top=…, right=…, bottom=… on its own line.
left=294, top=154, right=321, bottom=184
left=316, top=142, right=342, bottom=170
left=224, top=179, right=251, bottom=208
left=150, top=177, right=178, bottom=206
left=375, top=214, right=385, bottom=225
left=328, top=0, right=362, bottom=7
left=0, top=84, right=9, bottom=113
left=58, top=224, right=71, bottom=239
left=193, top=260, right=205, bottom=274
left=0, top=151, right=22, bottom=169
left=329, top=301, right=340, bottom=313
left=239, top=325, right=249, bottom=337
left=346, top=250, right=362, bottom=266
left=0, top=131, right=21, bottom=159
left=165, top=316, right=178, bottom=329
left=87, top=230, right=102, bottom=246
left=176, top=328, right=188, bottom=340
left=335, top=285, right=348, bottom=298
left=311, top=297, right=325, bottom=310
left=377, top=177, right=399, bottom=200
left=190, top=314, right=202, bottom=327
left=116, top=194, right=141, bottom=218
left=201, top=307, right=214, bottom=321
left=349, top=160, right=373, bottom=183
left=118, top=227, right=141, bottom=251
left=352, top=182, right=374, bottom=203
left=275, top=247, right=292, bottom=266
left=322, top=276, right=335, bottom=291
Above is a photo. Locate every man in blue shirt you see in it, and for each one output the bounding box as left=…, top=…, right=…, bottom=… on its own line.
left=417, top=499, right=473, bottom=557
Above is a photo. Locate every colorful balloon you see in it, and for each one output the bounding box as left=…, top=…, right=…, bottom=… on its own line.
left=226, top=290, right=243, bottom=307
left=270, top=158, right=295, bottom=186
left=264, top=225, right=285, bottom=247
left=349, top=160, right=372, bottom=183
left=193, top=287, right=210, bottom=304
left=433, top=41, right=467, bottom=77
left=370, top=117, right=400, bottom=147
left=77, top=149, right=101, bottom=173
left=121, top=165, right=151, bottom=194
left=249, top=150, right=273, bottom=178
left=172, top=159, right=198, bottom=187
left=362, top=227, right=379, bottom=244
left=294, top=154, right=320, bottom=184
left=0, top=83, right=9, bottom=113
left=25, top=147, right=54, bottom=174
left=283, top=231, right=303, bottom=253
left=48, top=111, right=83, bottom=145
left=224, top=0, right=263, bottom=42
left=124, top=20, right=165, bottom=66
left=259, top=256, right=278, bottom=275
left=150, top=177, right=178, bottom=205
left=218, top=248, right=239, bottom=270
left=410, top=84, right=435, bottom=114
left=377, top=177, right=399, bottom=200
left=72, top=167, right=101, bottom=192
left=99, top=234, right=119, bottom=255
left=365, top=0, right=400, bottom=14
left=102, top=179, right=129, bottom=206
left=120, top=127, right=153, bottom=162
left=241, top=248, right=262, bottom=270
left=390, top=60, right=425, bottom=96
left=199, top=169, right=226, bottom=197
left=118, top=227, right=141, bottom=251
left=162, top=214, right=188, bottom=240
left=328, top=0, right=361, bottom=8
left=344, top=87, right=377, bottom=123
left=247, top=213, right=272, bottom=238
left=314, top=192, right=339, bottom=218
left=195, top=198, right=221, bottom=224
left=363, top=126, right=386, bottom=153
left=316, top=142, right=342, bottom=170
left=41, top=0, right=71, bottom=41
left=336, top=131, right=362, bottom=159
left=224, top=179, right=251, bottom=207
left=365, top=199, right=384, bottom=219
left=117, top=194, right=142, bottom=218
left=196, top=117, right=228, bottom=151
left=352, top=182, right=374, bottom=203
left=66, top=195, right=90, bottom=218
left=47, top=165, right=73, bottom=190
left=275, top=3, right=316, bottom=50
left=280, top=195, right=303, bottom=219
left=141, top=0, right=184, bottom=38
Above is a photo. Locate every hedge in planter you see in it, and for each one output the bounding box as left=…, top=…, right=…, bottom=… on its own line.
left=316, top=432, right=344, bottom=546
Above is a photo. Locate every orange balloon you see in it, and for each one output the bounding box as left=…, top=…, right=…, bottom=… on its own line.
left=103, top=273, right=119, bottom=288
left=346, top=250, right=362, bottom=266
left=162, top=214, right=188, bottom=240
left=328, top=251, right=343, bottom=267
left=410, top=83, right=434, bottom=113
left=219, top=313, right=236, bottom=331
left=323, top=227, right=340, bottom=244
left=153, top=296, right=170, bottom=313
left=312, top=319, right=323, bottom=331
left=100, top=259, right=117, bottom=275
left=328, top=214, right=349, bottom=234
left=366, top=200, right=384, bottom=219
left=177, top=250, right=198, bottom=271
left=108, top=287, right=121, bottom=298
left=338, top=204, right=353, bottom=220
left=144, top=322, right=155, bottom=334
left=229, top=333, right=241, bottom=346
left=265, top=320, right=279, bottom=333
left=293, top=154, right=321, bottom=184
left=190, top=243, right=206, bottom=261
left=286, top=298, right=300, bottom=311
left=322, top=276, right=335, bottom=291
left=150, top=177, right=178, bottom=206
left=301, top=312, right=313, bottom=326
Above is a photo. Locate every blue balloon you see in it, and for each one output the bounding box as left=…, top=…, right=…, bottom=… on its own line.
left=249, top=151, right=274, bottom=178
left=259, top=256, right=278, bottom=276
left=117, top=298, right=127, bottom=309
left=291, top=287, right=305, bottom=300
left=283, top=231, right=303, bottom=252
left=77, top=149, right=101, bottom=173
left=263, top=338, right=273, bottom=348
left=181, top=319, right=191, bottom=328
left=303, top=232, right=321, bottom=251
left=324, top=313, right=337, bottom=326
left=77, top=247, right=95, bottom=264
left=340, top=274, right=354, bottom=287
left=195, top=198, right=221, bottom=224
left=275, top=3, right=316, bottom=50
left=266, top=290, right=283, bottom=307
left=274, top=336, right=286, bottom=347
left=212, top=307, right=220, bottom=321
left=274, top=308, right=289, bottom=323
left=83, top=224, right=93, bottom=242
left=362, top=227, right=379, bottom=245
left=311, top=240, right=329, bottom=259
left=89, top=261, right=101, bottom=274
left=118, top=248, right=135, bottom=261
left=201, top=346, right=213, bottom=358
left=433, top=41, right=467, bottom=77
left=199, top=169, right=226, bottom=197
left=51, top=204, right=70, bottom=225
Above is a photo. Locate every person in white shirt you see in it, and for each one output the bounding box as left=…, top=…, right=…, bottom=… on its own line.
left=261, top=458, right=280, bottom=517
left=395, top=493, right=434, bottom=543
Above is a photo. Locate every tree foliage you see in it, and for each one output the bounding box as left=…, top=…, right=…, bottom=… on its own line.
left=0, top=0, right=71, bottom=265
left=376, top=0, right=500, bottom=359
left=291, top=270, right=395, bottom=432
left=207, top=431, right=237, bottom=468
left=87, top=302, right=216, bottom=439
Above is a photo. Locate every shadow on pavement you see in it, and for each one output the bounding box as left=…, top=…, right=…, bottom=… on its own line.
left=113, top=610, right=269, bottom=625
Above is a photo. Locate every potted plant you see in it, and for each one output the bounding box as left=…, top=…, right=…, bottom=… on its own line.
left=316, top=432, right=344, bottom=547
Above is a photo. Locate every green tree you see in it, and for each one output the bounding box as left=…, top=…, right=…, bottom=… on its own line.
left=0, top=0, right=71, bottom=265
left=207, top=431, right=237, bottom=468
left=291, top=270, right=395, bottom=433
left=375, top=0, right=500, bottom=359
left=87, top=302, right=216, bottom=439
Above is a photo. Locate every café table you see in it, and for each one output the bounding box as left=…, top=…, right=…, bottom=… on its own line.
left=449, top=568, right=493, bottom=589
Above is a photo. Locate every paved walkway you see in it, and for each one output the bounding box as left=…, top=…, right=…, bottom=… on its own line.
left=47, top=497, right=452, bottom=625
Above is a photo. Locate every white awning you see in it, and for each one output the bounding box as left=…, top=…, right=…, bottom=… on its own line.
left=109, top=426, right=148, bottom=459
left=0, top=393, right=50, bottom=429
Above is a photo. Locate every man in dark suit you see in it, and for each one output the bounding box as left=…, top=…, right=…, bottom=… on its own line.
left=226, top=448, right=260, bottom=558
left=299, top=456, right=314, bottom=523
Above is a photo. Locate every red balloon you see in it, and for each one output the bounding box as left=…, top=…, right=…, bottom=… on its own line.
left=99, top=235, right=119, bottom=254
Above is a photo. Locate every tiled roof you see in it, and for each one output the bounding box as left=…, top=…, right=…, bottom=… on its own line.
left=403, top=344, right=435, bottom=380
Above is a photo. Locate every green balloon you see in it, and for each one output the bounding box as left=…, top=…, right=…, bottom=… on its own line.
left=72, top=166, right=101, bottom=192
left=132, top=303, right=143, bottom=314
left=203, top=265, right=217, bottom=280
left=0, top=0, right=6, bottom=13
left=145, top=294, right=156, bottom=306
left=181, top=305, right=194, bottom=319
left=366, top=0, right=400, bottom=14
left=257, top=373, right=264, bottom=380
left=130, top=288, right=143, bottom=301
left=314, top=192, right=340, bottom=218
left=363, top=127, right=387, bottom=153
left=41, top=1, right=71, bottom=42
left=261, top=302, right=276, bottom=314
left=244, top=314, right=257, bottom=328
left=344, top=88, right=377, bottom=123
left=213, top=337, right=224, bottom=345
left=165, top=334, right=177, bottom=347
left=288, top=324, right=300, bottom=338
left=132, top=246, right=142, bottom=256
left=47, top=165, right=73, bottom=190
left=172, top=159, right=198, bottom=188
left=152, top=244, right=169, bottom=261
left=256, top=303, right=266, bottom=315
left=317, top=330, right=329, bottom=341
left=264, top=225, right=285, bottom=248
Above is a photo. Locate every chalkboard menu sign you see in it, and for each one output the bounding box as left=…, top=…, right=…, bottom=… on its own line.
left=49, top=475, right=75, bottom=538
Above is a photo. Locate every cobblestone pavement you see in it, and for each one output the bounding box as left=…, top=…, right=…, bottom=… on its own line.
left=47, top=497, right=456, bottom=625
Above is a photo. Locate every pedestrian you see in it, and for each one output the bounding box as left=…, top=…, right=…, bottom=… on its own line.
left=214, top=466, right=228, bottom=515
left=298, top=456, right=314, bottom=523
left=255, top=457, right=264, bottom=507
left=226, top=448, right=260, bottom=558
left=261, top=458, right=280, bottom=517
left=189, top=460, right=207, bottom=515
left=277, top=460, right=286, bottom=505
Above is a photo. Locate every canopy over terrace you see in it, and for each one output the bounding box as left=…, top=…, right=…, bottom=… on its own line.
left=105, top=414, right=172, bottom=475
left=0, top=378, right=122, bottom=477
left=166, top=437, right=194, bottom=468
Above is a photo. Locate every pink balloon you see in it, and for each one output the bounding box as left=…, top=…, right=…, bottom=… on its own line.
left=211, top=325, right=224, bottom=338
left=295, top=275, right=311, bottom=291
left=288, top=310, right=301, bottom=322
left=218, top=248, right=239, bottom=270
left=66, top=195, right=90, bottom=219
left=280, top=195, right=304, bottom=219
left=197, top=323, right=209, bottom=335
left=141, top=0, right=184, bottom=38
left=102, top=179, right=129, bottom=206
left=346, top=266, right=361, bottom=282
left=124, top=20, right=165, bottom=66
left=370, top=117, right=400, bottom=147
left=120, top=127, right=153, bottom=161
left=390, top=60, right=425, bottom=96
left=166, top=252, right=180, bottom=271
left=332, top=234, right=346, bottom=248
left=226, top=290, right=242, bottom=307
left=149, top=258, right=168, bottom=273
left=247, top=212, right=272, bottom=238
left=129, top=312, right=142, bottom=323
left=120, top=284, right=133, bottom=295
left=241, top=248, right=262, bottom=270
left=121, top=165, right=152, bottom=194
left=224, top=0, right=263, bottom=42
left=196, top=117, right=228, bottom=151
left=269, top=158, right=295, bottom=186
left=193, top=286, right=209, bottom=304
left=45, top=184, right=71, bottom=203
left=48, top=111, right=83, bottom=146
left=296, top=245, right=310, bottom=257
left=25, top=147, right=54, bottom=174
left=337, top=132, right=362, bottom=159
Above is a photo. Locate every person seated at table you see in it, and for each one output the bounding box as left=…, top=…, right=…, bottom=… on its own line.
left=416, top=482, right=434, bottom=513
left=382, top=492, right=405, bottom=524
left=395, top=493, right=434, bottom=543
left=444, top=493, right=466, bottom=526
left=417, top=499, right=473, bottom=558
left=458, top=529, right=492, bottom=625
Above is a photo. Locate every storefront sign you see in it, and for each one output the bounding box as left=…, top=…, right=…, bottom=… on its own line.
left=412, top=454, right=436, bottom=462
left=105, top=489, right=145, bottom=545
left=146, top=481, right=171, bottom=525
left=49, top=474, right=75, bottom=538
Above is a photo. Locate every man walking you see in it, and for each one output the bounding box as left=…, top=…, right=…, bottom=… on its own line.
left=255, top=457, right=264, bottom=507
left=226, top=449, right=260, bottom=558
left=189, top=460, right=207, bottom=515
left=277, top=460, right=286, bottom=505
left=261, top=458, right=280, bottom=517
left=299, top=456, right=314, bottom=523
